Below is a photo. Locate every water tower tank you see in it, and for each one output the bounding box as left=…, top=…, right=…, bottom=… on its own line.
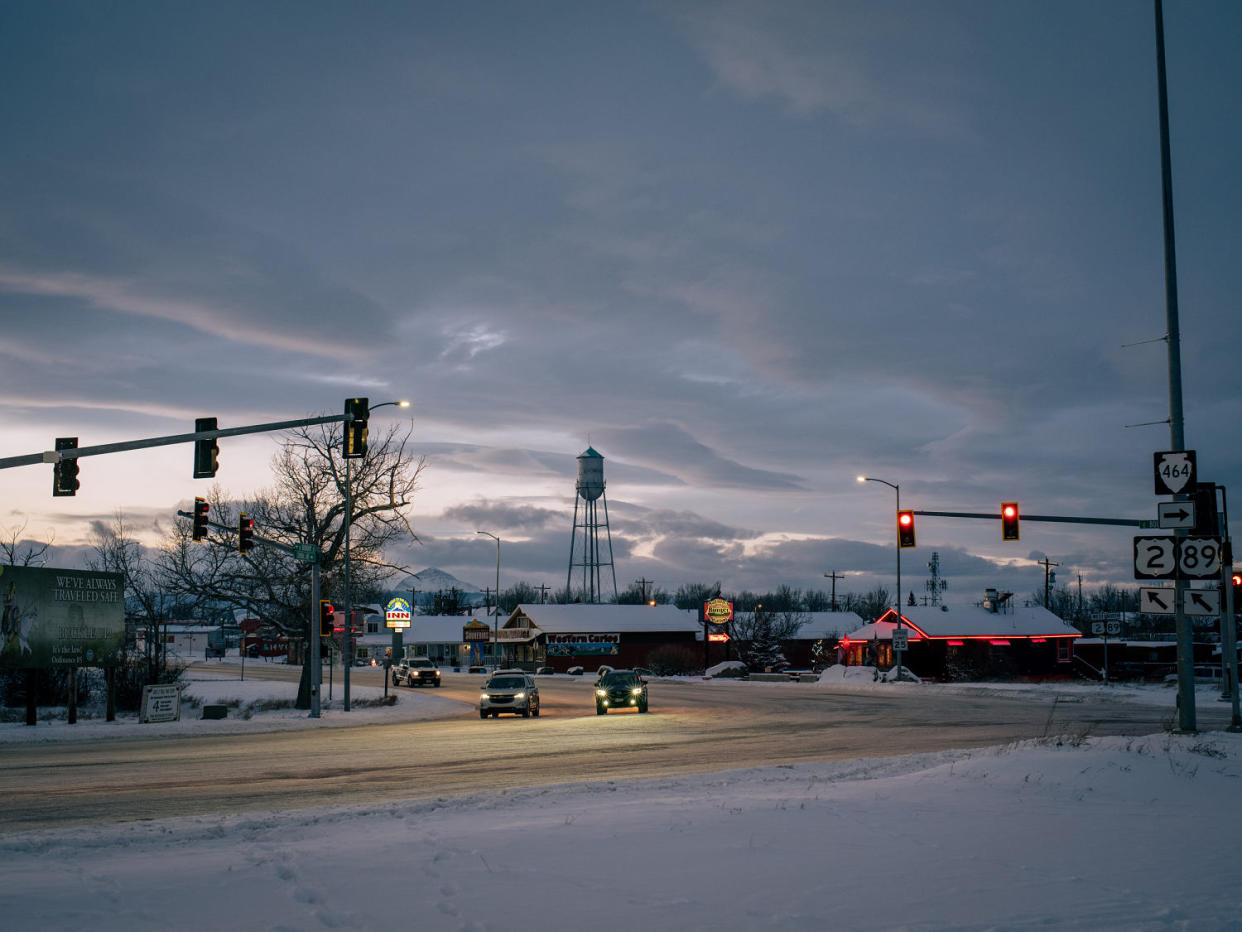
left=576, top=447, right=605, bottom=501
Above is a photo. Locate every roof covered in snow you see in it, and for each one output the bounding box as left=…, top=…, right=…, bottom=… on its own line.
left=847, top=603, right=1080, bottom=640
left=508, top=604, right=701, bottom=633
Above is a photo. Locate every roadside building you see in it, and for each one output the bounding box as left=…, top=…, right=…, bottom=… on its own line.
left=841, top=590, right=1080, bottom=681
left=500, top=604, right=702, bottom=672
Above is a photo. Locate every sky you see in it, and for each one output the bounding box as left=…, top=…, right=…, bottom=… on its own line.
left=4, top=672, right=1242, bottom=929
left=2, top=1, right=1240, bottom=605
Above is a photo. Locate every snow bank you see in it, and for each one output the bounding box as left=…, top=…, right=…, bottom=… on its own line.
left=3, top=733, right=1241, bottom=929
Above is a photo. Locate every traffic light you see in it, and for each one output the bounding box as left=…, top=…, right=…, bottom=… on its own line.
left=1233, top=574, right=1241, bottom=615
left=897, top=510, right=916, bottom=548
left=1001, top=502, right=1020, bottom=541
left=343, top=397, right=369, bottom=458
left=193, top=417, right=219, bottom=478
left=52, top=437, right=80, bottom=497
left=319, top=600, right=335, bottom=637
left=238, top=513, right=255, bottom=553
left=192, top=497, right=209, bottom=541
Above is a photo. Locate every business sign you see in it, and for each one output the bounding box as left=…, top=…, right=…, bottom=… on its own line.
left=385, top=597, right=412, bottom=629
left=545, top=632, right=620, bottom=656
left=1, top=566, right=125, bottom=669
left=707, top=632, right=730, bottom=642
left=462, top=620, right=491, bottom=642
left=704, top=598, right=734, bottom=625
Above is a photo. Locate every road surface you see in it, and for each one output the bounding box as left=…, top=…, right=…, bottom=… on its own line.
left=0, top=666, right=1206, bottom=835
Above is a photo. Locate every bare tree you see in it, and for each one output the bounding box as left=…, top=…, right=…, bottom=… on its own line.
left=0, top=519, right=53, bottom=567
left=159, top=421, right=424, bottom=707
left=730, top=606, right=808, bottom=671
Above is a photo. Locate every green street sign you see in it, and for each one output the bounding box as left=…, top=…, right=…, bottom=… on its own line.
left=293, top=543, right=318, bottom=564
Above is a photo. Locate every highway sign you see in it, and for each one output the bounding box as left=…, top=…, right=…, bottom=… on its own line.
left=1134, top=537, right=1176, bottom=579
left=1140, top=588, right=1175, bottom=614
left=1178, top=536, right=1222, bottom=579
left=1154, top=450, right=1196, bottom=495
left=1158, top=501, right=1197, bottom=530
left=1184, top=588, right=1221, bottom=616
left=293, top=542, right=318, bottom=563
left=1091, top=622, right=1105, bottom=635
left=1105, top=621, right=1122, bottom=635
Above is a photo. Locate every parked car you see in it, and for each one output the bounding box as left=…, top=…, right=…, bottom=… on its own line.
left=468, top=664, right=488, bottom=674
left=479, top=670, right=540, bottom=718
left=567, top=666, right=584, bottom=676
left=594, top=669, right=649, bottom=714
left=535, top=666, right=556, bottom=675
left=392, top=656, right=441, bottom=687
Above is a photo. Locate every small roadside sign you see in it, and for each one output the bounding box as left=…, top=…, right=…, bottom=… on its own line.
left=1105, top=621, right=1122, bottom=636
left=892, top=627, right=909, bottom=651
left=1154, top=450, right=1196, bottom=495
left=1158, top=501, right=1197, bottom=530
left=293, top=543, right=318, bottom=564
left=1184, top=588, right=1221, bottom=616
left=1140, top=587, right=1175, bottom=614
left=1091, top=621, right=1105, bottom=635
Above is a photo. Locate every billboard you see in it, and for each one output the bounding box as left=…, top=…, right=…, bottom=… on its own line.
left=0, top=566, right=126, bottom=669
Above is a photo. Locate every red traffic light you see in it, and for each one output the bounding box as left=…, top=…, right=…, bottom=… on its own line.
left=1001, top=502, right=1020, bottom=541
left=192, top=497, right=210, bottom=541
left=238, top=514, right=255, bottom=553
left=319, top=600, right=335, bottom=637
left=897, top=510, right=916, bottom=548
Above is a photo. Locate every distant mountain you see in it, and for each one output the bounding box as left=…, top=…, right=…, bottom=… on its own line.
left=410, top=567, right=481, bottom=593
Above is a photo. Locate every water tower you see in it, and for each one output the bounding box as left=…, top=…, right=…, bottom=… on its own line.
left=566, top=446, right=617, bottom=602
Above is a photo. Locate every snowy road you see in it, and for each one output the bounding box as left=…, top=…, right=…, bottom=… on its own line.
left=0, top=669, right=1208, bottom=834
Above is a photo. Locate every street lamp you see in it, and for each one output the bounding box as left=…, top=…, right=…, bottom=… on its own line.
left=477, top=530, right=501, bottom=669
left=857, top=475, right=906, bottom=681
left=343, top=399, right=410, bottom=710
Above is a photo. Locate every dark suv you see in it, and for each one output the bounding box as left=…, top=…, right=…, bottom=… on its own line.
left=480, top=670, right=540, bottom=718
left=594, top=669, right=649, bottom=714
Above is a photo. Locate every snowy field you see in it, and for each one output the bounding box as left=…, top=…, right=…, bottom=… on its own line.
left=4, top=670, right=1241, bottom=929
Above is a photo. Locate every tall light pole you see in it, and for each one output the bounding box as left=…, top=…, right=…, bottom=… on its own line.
left=858, top=475, right=905, bottom=681
left=343, top=399, right=409, bottom=711
left=477, top=531, right=501, bottom=669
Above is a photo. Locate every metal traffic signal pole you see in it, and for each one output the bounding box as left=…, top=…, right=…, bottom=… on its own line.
left=1154, top=0, right=1194, bottom=733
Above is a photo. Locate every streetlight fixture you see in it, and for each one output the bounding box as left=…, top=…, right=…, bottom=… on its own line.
left=477, top=530, right=501, bottom=669
left=857, top=475, right=906, bottom=681
left=343, top=399, right=410, bottom=711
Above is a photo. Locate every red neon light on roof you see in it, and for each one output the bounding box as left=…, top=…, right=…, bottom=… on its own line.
left=989, top=639, right=1010, bottom=646
left=1031, top=638, right=1046, bottom=643
left=946, top=640, right=963, bottom=646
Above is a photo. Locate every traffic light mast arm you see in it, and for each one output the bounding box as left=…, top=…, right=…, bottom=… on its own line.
left=911, top=510, right=1148, bottom=528
left=1, top=412, right=351, bottom=470
left=175, top=509, right=312, bottom=559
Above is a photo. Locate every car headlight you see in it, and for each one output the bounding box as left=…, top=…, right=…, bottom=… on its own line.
left=596, top=689, right=607, bottom=697
left=480, top=693, right=490, bottom=700
left=514, top=692, right=525, bottom=700
left=632, top=687, right=643, bottom=695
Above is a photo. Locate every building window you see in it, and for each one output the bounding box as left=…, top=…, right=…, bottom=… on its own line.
left=367, top=622, right=379, bottom=634
left=1057, top=640, right=1071, bottom=663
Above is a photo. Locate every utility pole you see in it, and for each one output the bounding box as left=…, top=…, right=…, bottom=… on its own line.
left=1039, top=557, right=1060, bottom=609
left=636, top=577, right=653, bottom=603
left=537, top=583, right=550, bottom=604
left=824, top=571, right=844, bottom=610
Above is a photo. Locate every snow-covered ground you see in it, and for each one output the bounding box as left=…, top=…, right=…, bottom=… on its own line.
left=4, top=668, right=1241, bottom=929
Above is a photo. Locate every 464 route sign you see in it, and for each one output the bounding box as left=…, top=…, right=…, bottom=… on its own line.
left=1154, top=450, right=1196, bottom=495
left=1133, top=535, right=1222, bottom=580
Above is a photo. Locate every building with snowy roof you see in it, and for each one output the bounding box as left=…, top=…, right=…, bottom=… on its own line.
left=840, top=589, right=1080, bottom=680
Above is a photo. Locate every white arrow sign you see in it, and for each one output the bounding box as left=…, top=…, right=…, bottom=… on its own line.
left=1158, top=501, right=1197, bottom=530
left=1140, top=587, right=1175, bottom=614
left=1184, top=588, right=1221, bottom=616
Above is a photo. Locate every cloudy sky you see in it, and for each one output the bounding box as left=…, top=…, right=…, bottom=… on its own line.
left=2, top=1, right=1239, bottom=604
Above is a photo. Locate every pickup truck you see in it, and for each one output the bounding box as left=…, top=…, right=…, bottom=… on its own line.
left=392, top=656, right=442, bottom=687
